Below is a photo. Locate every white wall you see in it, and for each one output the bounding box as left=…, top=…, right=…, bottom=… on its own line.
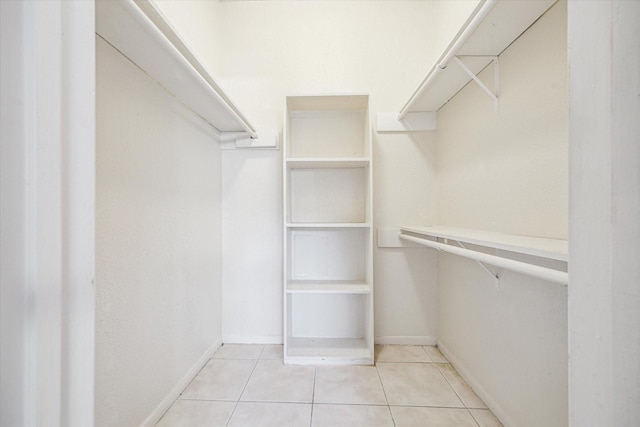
left=436, top=4, right=568, bottom=238
left=568, top=1, right=640, bottom=426
left=180, top=0, right=447, bottom=344
left=95, top=37, right=223, bottom=426
left=435, top=2, right=568, bottom=427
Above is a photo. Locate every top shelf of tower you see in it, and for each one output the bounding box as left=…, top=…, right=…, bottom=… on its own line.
left=285, top=95, right=370, bottom=159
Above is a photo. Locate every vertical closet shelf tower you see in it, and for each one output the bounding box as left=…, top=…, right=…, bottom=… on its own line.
left=283, top=95, right=374, bottom=365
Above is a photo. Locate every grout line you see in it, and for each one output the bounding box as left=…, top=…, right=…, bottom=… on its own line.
left=420, top=345, right=435, bottom=362
left=257, top=344, right=266, bottom=360
left=374, top=362, right=395, bottom=427
left=240, top=357, right=261, bottom=399
left=387, top=404, right=397, bottom=427
left=309, top=367, right=317, bottom=427
left=374, top=364, right=391, bottom=406
left=386, top=404, right=468, bottom=409
left=467, top=408, right=483, bottom=427
left=224, top=357, right=261, bottom=427
left=306, top=402, right=394, bottom=408
left=177, top=397, right=237, bottom=402
left=434, top=363, right=469, bottom=410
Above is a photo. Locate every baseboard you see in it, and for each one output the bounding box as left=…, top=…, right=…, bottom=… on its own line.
left=222, top=335, right=437, bottom=346
left=222, top=335, right=283, bottom=344
left=375, top=336, right=437, bottom=346
left=139, top=338, right=222, bottom=427
left=436, top=340, right=514, bottom=427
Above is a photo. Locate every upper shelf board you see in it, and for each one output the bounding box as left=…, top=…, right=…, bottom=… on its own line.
left=286, top=158, right=370, bottom=169
left=287, top=95, right=369, bottom=112
left=96, top=0, right=257, bottom=137
left=402, top=0, right=557, bottom=114
left=400, top=226, right=568, bottom=262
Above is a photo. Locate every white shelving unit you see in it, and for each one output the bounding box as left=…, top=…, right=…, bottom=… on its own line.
left=283, top=95, right=373, bottom=365
left=378, top=0, right=557, bottom=131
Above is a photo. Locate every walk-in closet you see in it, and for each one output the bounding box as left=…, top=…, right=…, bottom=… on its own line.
left=1, top=1, right=638, bottom=427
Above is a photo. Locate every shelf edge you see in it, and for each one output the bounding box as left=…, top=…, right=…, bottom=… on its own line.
left=400, top=225, right=568, bottom=262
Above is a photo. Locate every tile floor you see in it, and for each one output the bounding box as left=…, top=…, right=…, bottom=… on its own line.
left=156, top=344, right=503, bottom=427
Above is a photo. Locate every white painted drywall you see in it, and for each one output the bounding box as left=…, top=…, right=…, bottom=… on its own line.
left=435, top=2, right=568, bottom=427
left=568, top=1, right=640, bottom=426
left=151, top=0, right=223, bottom=77
left=436, top=4, right=568, bottom=238
left=95, top=37, right=223, bottom=426
left=175, top=0, right=446, bottom=344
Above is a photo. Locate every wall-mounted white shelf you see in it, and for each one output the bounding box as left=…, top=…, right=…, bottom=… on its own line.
left=401, top=226, right=567, bottom=261
left=378, top=0, right=557, bottom=131
left=96, top=0, right=260, bottom=141
left=399, top=226, right=568, bottom=285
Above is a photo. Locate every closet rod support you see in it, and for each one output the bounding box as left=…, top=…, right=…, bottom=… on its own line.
left=398, top=0, right=498, bottom=119
left=454, top=240, right=499, bottom=281
left=452, top=56, right=499, bottom=111
left=399, top=233, right=568, bottom=285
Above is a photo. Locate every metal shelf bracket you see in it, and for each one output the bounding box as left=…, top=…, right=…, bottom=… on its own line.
left=453, top=240, right=500, bottom=287
left=453, top=56, right=500, bottom=111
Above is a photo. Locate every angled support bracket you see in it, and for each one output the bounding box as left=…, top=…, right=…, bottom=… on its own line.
left=452, top=240, right=500, bottom=286
left=452, top=56, right=499, bottom=111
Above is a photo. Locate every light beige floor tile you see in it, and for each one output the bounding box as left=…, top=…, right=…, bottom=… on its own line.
left=470, top=409, right=504, bottom=427
left=212, top=344, right=264, bottom=359
left=180, top=359, right=256, bottom=401
left=375, top=345, right=431, bottom=363
left=227, top=402, right=311, bottom=427
left=241, top=359, right=315, bottom=403
left=424, top=346, right=449, bottom=363
left=260, top=344, right=283, bottom=360
left=311, top=404, right=394, bottom=427
left=391, top=406, right=478, bottom=427
left=155, top=400, right=235, bottom=427
left=377, top=363, right=463, bottom=407
left=436, top=363, right=487, bottom=408
left=314, top=365, right=386, bottom=405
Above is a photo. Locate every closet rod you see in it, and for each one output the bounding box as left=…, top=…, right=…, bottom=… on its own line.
left=133, top=0, right=258, bottom=139
left=399, top=233, right=568, bottom=285
left=114, top=0, right=258, bottom=138
left=398, top=0, right=497, bottom=119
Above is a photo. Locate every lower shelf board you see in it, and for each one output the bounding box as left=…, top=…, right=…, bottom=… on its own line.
left=287, top=281, right=370, bottom=294
left=285, top=337, right=373, bottom=365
